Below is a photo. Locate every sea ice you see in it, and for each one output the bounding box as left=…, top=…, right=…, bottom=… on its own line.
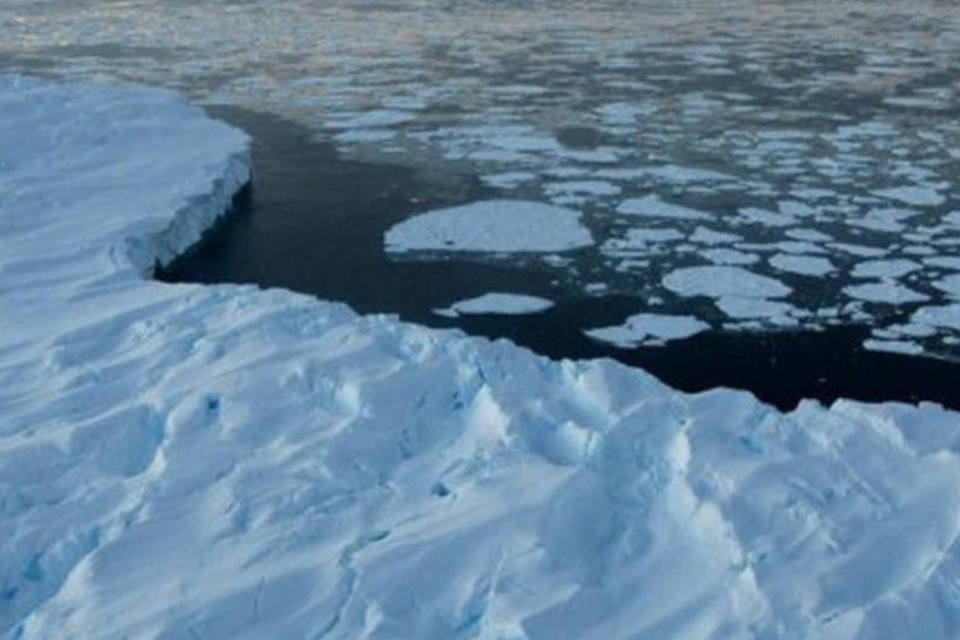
left=434, top=293, right=554, bottom=316
left=616, top=195, right=713, bottom=220
left=663, top=266, right=792, bottom=298
left=769, top=253, right=835, bottom=276
left=843, top=282, right=930, bottom=304
left=384, top=200, right=594, bottom=253
left=584, top=313, right=709, bottom=347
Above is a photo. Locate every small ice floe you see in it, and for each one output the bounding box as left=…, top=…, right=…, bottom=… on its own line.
left=769, top=254, right=835, bottom=276
left=864, top=339, right=925, bottom=356
left=481, top=171, right=537, bottom=189
left=334, top=129, right=396, bottom=143
left=851, top=259, right=921, bottom=279
left=737, top=207, right=795, bottom=227
left=934, top=274, right=960, bottom=298
left=700, top=248, right=760, bottom=265
left=785, top=228, right=834, bottom=242
left=714, top=296, right=797, bottom=320
left=912, top=304, right=960, bottom=331
left=602, top=228, right=685, bottom=255
left=384, top=200, right=594, bottom=253
left=662, top=266, right=792, bottom=299
left=328, top=109, right=416, bottom=129
left=434, top=293, right=554, bottom=317
left=544, top=180, right=622, bottom=198
left=616, top=195, right=713, bottom=220
left=843, top=282, right=929, bottom=304
left=584, top=313, right=709, bottom=348
left=829, top=242, right=888, bottom=258
left=924, top=256, right=960, bottom=270
left=689, top=226, right=742, bottom=245
left=874, top=185, right=946, bottom=207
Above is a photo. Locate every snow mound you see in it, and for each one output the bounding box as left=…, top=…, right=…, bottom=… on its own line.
left=384, top=200, right=594, bottom=253
left=5, top=77, right=960, bottom=640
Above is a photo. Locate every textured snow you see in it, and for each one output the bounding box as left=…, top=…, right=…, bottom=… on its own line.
left=663, top=266, right=792, bottom=299
left=584, top=313, right=709, bottom=347
left=384, top=200, right=594, bottom=253
left=6, top=77, right=960, bottom=640
left=435, top=293, right=554, bottom=317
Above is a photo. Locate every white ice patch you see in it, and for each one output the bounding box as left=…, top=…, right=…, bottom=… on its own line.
left=715, top=296, right=797, bottom=319
left=843, top=282, right=930, bottom=304
left=616, top=195, right=713, bottom=220
left=769, top=254, right=835, bottom=276
left=934, top=274, right=960, bottom=298
left=924, top=256, right=960, bottom=271
left=384, top=200, right=594, bottom=253
left=700, top=248, right=761, bottom=265
left=852, top=259, right=921, bottom=279
left=737, top=207, right=795, bottom=227
left=584, top=313, right=709, bottom=347
left=874, top=186, right=946, bottom=207
left=913, top=304, right=960, bottom=331
left=434, top=293, right=554, bottom=317
left=663, top=266, right=792, bottom=299
left=864, top=339, right=925, bottom=355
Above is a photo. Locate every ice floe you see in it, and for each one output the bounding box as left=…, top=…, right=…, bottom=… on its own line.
left=384, top=200, right=594, bottom=253
left=663, top=266, right=792, bottom=299
left=434, top=293, right=554, bottom=317
left=584, top=313, right=709, bottom=347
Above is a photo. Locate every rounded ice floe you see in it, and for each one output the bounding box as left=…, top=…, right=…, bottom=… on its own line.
left=912, top=304, right=960, bottom=331
left=662, top=266, right=791, bottom=299
left=873, top=186, right=946, bottom=207
left=700, top=248, right=760, bottom=266
left=616, top=195, right=713, bottom=220
left=924, top=256, right=960, bottom=271
left=843, top=282, right=929, bottom=304
left=852, top=259, right=921, bottom=279
left=715, top=296, right=797, bottom=319
left=864, top=339, right=925, bottom=356
left=434, top=293, right=554, bottom=317
left=584, top=313, right=709, bottom=348
left=737, top=207, right=795, bottom=227
left=689, top=226, right=742, bottom=245
left=769, top=254, right=835, bottom=277
left=934, top=274, right=960, bottom=298
left=384, top=200, right=594, bottom=253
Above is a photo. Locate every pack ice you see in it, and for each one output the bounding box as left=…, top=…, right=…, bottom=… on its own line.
left=3, top=76, right=960, bottom=640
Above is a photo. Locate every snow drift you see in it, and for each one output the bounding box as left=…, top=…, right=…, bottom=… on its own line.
left=3, top=76, right=960, bottom=640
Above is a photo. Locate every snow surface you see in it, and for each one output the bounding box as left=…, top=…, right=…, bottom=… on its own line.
left=384, top=200, right=594, bottom=253
left=434, top=293, right=554, bottom=317
left=5, top=77, right=960, bottom=640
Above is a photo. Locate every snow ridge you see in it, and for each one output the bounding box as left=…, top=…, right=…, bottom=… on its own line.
left=3, top=77, right=960, bottom=640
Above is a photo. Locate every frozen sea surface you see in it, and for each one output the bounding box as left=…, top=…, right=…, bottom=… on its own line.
left=6, top=76, right=960, bottom=640
left=5, top=0, right=958, bottom=357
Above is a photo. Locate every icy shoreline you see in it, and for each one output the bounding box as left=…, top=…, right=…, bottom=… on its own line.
left=4, top=77, right=960, bottom=639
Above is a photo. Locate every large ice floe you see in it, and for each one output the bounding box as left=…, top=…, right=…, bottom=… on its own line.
left=5, top=76, right=960, bottom=639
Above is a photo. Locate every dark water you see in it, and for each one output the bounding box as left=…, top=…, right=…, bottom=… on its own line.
left=159, top=107, right=960, bottom=411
